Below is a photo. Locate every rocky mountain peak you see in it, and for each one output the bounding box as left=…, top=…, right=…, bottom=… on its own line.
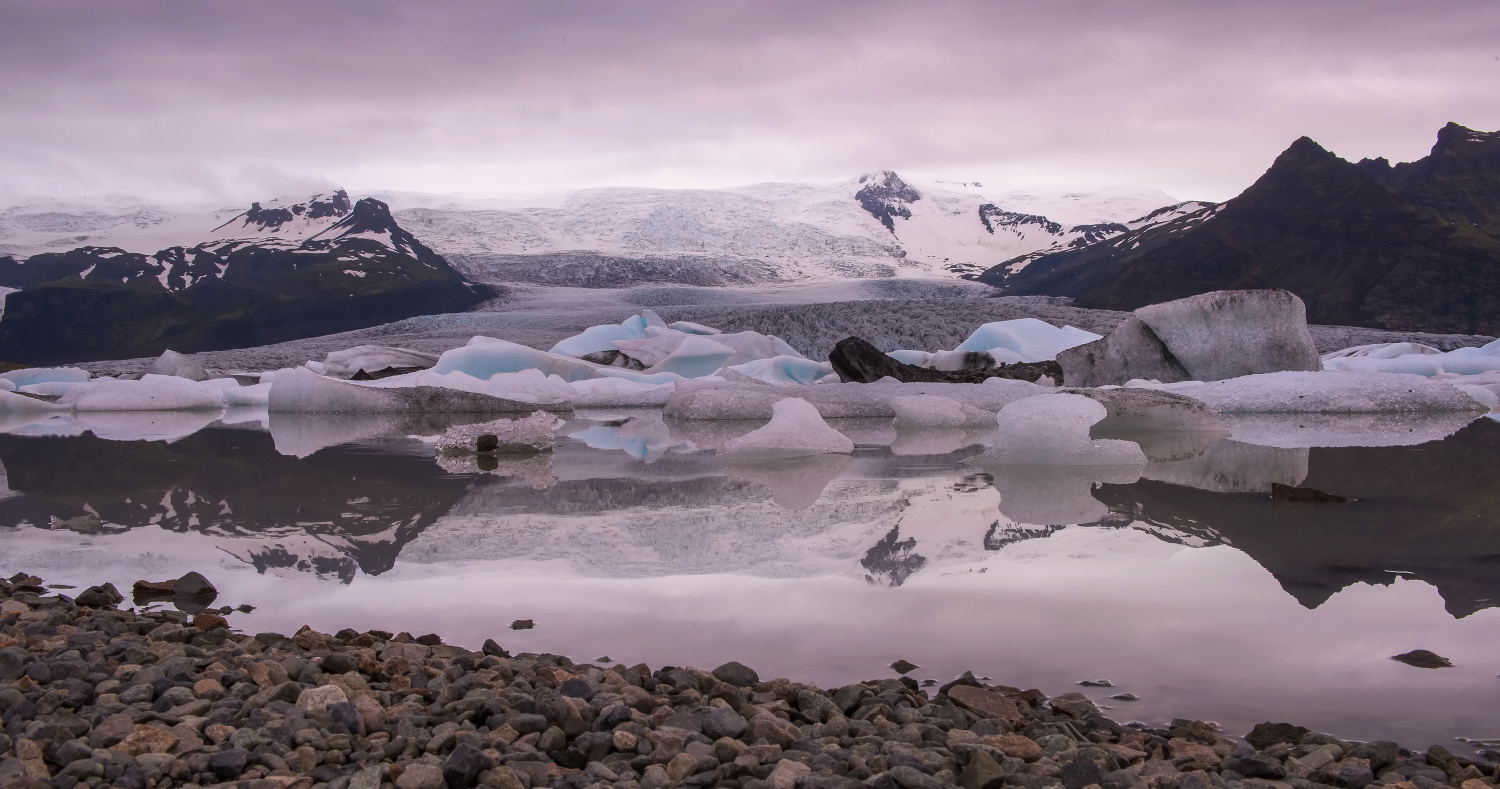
left=213, top=189, right=353, bottom=237
left=855, top=170, right=922, bottom=233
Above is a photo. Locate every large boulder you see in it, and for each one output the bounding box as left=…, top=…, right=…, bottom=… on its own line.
left=146, top=350, right=209, bottom=381
left=1059, top=290, right=1321, bottom=385
left=1136, top=290, right=1321, bottom=381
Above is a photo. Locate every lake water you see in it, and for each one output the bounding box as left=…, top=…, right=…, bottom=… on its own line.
left=2, top=409, right=1498, bottom=757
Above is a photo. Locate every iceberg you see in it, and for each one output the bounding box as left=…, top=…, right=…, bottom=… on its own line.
left=0, top=389, right=71, bottom=415
left=56, top=379, right=225, bottom=412
left=146, top=349, right=209, bottom=381
left=954, top=318, right=1100, bottom=362
left=640, top=335, right=738, bottom=377
left=667, top=320, right=721, bottom=336
left=983, top=394, right=1149, bottom=466
left=267, top=366, right=571, bottom=415
left=322, top=345, right=440, bottom=379
left=548, top=311, right=665, bottom=357
left=433, top=337, right=603, bottom=383
left=434, top=412, right=560, bottom=455
left=888, top=395, right=995, bottom=430
left=719, top=397, right=855, bottom=459
left=726, top=356, right=834, bottom=386
left=0, top=367, right=90, bottom=388
left=1322, top=340, right=1500, bottom=377
left=1142, top=370, right=1486, bottom=414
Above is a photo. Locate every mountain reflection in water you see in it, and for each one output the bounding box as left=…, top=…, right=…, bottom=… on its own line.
left=0, top=415, right=1497, bottom=620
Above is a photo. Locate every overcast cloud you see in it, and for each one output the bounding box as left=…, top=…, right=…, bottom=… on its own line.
left=1, top=0, right=1497, bottom=203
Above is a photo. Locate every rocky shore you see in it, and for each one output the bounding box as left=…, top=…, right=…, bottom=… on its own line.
left=2, top=574, right=1496, bottom=789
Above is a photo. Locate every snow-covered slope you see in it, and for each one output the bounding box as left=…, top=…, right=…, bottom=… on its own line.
left=0, top=175, right=1186, bottom=286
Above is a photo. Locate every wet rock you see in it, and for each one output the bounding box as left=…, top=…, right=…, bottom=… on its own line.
left=444, top=743, right=494, bottom=789
left=1245, top=722, right=1312, bottom=750
left=1049, top=691, right=1101, bottom=718
left=704, top=707, right=749, bottom=740
left=948, top=686, right=1022, bottom=723
left=210, top=748, right=251, bottom=779
left=890, top=659, right=920, bottom=674
left=1347, top=741, right=1399, bottom=771
left=1221, top=750, right=1287, bottom=780
left=1271, top=483, right=1353, bottom=505
left=395, top=763, right=445, bottom=789
left=481, top=638, right=510, bottom=657
left=73, top=583, right=123, bottom=608
left=830, top=336, right=1060, bottom=384
left=510, top=619, right=534, bottom=630
left=1390, top=650, right=1453, bottom=669
left=1078, top=679, right=1113, bottom=687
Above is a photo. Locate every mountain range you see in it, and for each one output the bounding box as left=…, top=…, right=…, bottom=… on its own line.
left=0, top=192, right=492, bottom=364
left=984, top=122, right=1500, bottom=336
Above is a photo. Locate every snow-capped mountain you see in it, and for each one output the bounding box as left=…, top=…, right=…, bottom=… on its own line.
left=0, top=192, right=491, bottom=364
left=0, top=175, right=1187, bottom=287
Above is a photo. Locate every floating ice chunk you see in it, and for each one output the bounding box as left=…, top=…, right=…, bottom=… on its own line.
left=641, top=335, right=738, bottom=378
left=0, top=389, right=71, bottom=414
left=1323, top=350, right=1500, bottom=377
left=370, top=368, right=575, bottom=406
left=146, top=350, right=208, bottom=381
left=433, top=337, right=602, bottom=383
left=304, top=361, right=327, bottom=374
left=1322, top=342, right=1443, bottom=360
left=435, top=412, right=560, bottom=455
left=1220, top=411, right=1480, bottom=448
left=1455, top=384, right=1499, bottom=407
left=267, top=366, right=570, bottom=415
left=18, top=381, right=87, bottom=397
left=886, top=350, right=932, bottom=366
left=955, top=319, right=1100, bottom=362
left=1135, top=289, right=1321, bottom=381
left=567, top=377, right=676, bottom=408
left=56, top=379, right=225, bottom=412
left=219, top=382, right=272, bottom=407
left=667, top=320, right=721, bottom=335
left=727, top=356, right=833, bottom=386
left=711, top=331, right=805, bottom=365
left=984, top=394, right=1148, bottom=466
left=719, top=397, right=854, bottom=459
left=0, top=367, right=90, bottom=387
left=322, top=345, right=439, bottom=379
left=1144, top=370, right=1485, bottom=414
left=0, top=379, right=12, bottom=393
left=889, top=395, right=995, bottom=430
left=549, top=311, right=664, bottom=357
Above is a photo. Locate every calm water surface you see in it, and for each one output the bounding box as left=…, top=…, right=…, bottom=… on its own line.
left=1, top=409, right=1498, bottom=756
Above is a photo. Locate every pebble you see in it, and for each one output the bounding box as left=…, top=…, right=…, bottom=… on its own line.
left=0, top=572, right=1495, bottom=789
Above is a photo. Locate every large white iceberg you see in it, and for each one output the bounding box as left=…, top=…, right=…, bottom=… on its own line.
left=983, top=394, right=1148, bottom=466
left=0, top=367, right=90, bottom=388
left=267, top=366, right=569, bottom=415
left=548, top=311, right=665, bottom=356
left=954, top=318, right=1101, bottom=363
left=146, top=350, right=209, bottom=381
left=726, top=356, right=834, bottom=386
left=322, top=345, right=440, bottom=379
left=719, top=397, right=855, bottom=459
left=433, top=337, right=603, bottom=383
left=1322, top=339, right=1500, bottom=377
left=56, top=378, right=225, bottom=412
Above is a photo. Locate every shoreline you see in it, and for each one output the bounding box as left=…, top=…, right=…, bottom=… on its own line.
left=2, top=576, right=1496, bottom=789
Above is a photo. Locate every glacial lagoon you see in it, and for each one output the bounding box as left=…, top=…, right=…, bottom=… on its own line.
left=1, top=411, right=1498, bottom=756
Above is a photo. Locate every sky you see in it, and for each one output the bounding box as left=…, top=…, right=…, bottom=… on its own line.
left=1, top=0, right=1497, bottom=204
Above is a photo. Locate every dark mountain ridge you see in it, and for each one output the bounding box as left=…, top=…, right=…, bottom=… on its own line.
left=984, top=123, right=1500, bottom=335
left=0, top=194, right=493, bottom=365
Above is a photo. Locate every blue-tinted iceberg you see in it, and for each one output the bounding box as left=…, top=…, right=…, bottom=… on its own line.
left=954, top=319, right=1100, bottom=363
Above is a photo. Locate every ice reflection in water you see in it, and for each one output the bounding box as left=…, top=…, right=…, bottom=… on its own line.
left=0, top=410, right=1499, bottom=753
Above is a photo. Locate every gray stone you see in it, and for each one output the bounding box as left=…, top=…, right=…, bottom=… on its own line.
left=1221, top=752, right=1286, bottom=780
left=1334, top=761, right=1375, bottom=789
left=0, top=646, right=34, bottom=681
left=1347, top=741, right=1399, bottom=771
left=889, top=765, right=943, bottom=789
left=210, top=748, right=251, bottom=779
left=1058, top=316, right=1191, bottom=387
left=1244, top=722, right=1311, bottom=750
left=703, top=707, right=749, bottom=740
left=1134, top=289, right=1321, bottom=382
left=118, top=684, right=153, bottom=704
left=712, top=661, right=760, bottom=688
left=444, top=743, right=494, bottom=789
left=1048, top=692, right=1100, bottom=718
left=958, top=750, right=1007, bottom=789
left=1061, top=759, right=1103, bottom=789
left=396, top=763, right=445, bottom=789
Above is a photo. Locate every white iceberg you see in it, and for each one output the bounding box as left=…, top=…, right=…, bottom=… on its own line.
left=726, top=356, right=834, bottom=386
left=983, top=394, right=1148, bottom=466
left=888, top=395, right=996, bottom=430
left=548, top=311, right=665, bottom=357
left=322, top=345, right=440, bottom=379
left=0, top=367, right=90, bottom=388
left=954, top=318, right=1101, bottom=363
left=639, top=334, right=738, bottom=377
left=719, top=397, right=855, bottom=459
left=432, top=337, right=603, bottom=383
left=267, top=366, right=568, bottom=415
left=1141, top=370, right=1485, bottom=414
left=56, top=379, right=225, bottom=412
left=1322, top=338, right=1500, bottom=377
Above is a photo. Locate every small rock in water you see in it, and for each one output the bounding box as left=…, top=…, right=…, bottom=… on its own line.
left=1272, top=483, right=1354, bottom=505
left=1112, top=693, right=1139, bottom=701
left=482, top=638, right=510, bottom=657
left=595, top=655, right=612, bottom=662
left=890, top=659, right=919, bottom=674
left=1079, top=678, right=1113, bottom=687
left=510, top=619, right=534, bottom=630
left=920, top=679, right=938, bottom=686
left=237, top=603, right=255, bottom=613
left=1391, top=649, right=1453, bottom=668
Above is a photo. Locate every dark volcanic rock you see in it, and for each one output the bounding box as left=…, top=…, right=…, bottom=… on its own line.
left=1245, top=721, right=1311, bottom=750
left=1391, top=649, right=1453, bottom=668
left=989, top=123, right=1500, bottom=336
left=829, top=336, right=1060, bottom=384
